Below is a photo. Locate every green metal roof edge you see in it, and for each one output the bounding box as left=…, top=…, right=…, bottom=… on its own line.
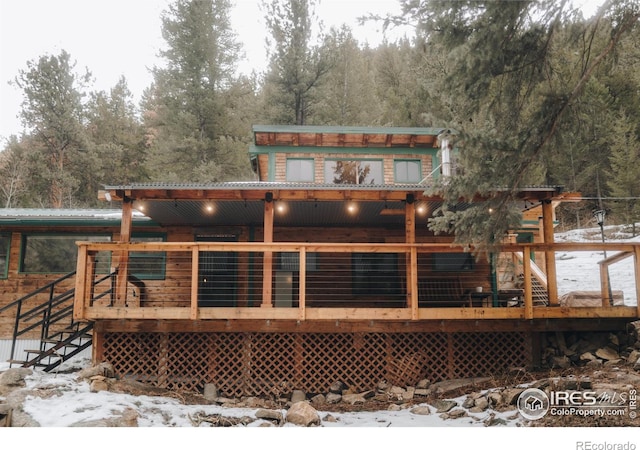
left=247, top=143, right=439, bottom=155
left=251, top=124, right=455, bottom=135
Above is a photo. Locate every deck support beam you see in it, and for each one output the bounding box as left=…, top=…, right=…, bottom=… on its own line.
left=115, top=196, right=133, bottom=307
left=542, top=199, right=558, bottom=305
left=261, top=194, right=274, bottom=308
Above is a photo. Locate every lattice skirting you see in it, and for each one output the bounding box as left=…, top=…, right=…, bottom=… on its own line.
left=100, top=331, right=532, bottom=397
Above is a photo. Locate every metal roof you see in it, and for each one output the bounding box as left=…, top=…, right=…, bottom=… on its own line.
left=0, top=208, right=152, bottom=225
left=98, top=182, right=566, bottom=228
left=251, top=124, right=454, bottom=136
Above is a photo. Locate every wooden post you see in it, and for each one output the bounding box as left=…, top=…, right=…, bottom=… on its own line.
left=635, top=245, right=640, bottom=318
left=115, top=197, right=133, bottom=307
left=262, top=194, right=274, bottom=308
left=299, top=247, right=306, bottom=320
left=541, top=199, right=558, bottom=305
left=190, top=246, right=199, bottom=320
left=523, top=247, right=534, bottom=320
left=73, top=243, right=89, bottom=319
left=600, top=261, right=612, bottom=307
left=405, top=196, right=416, bottom=310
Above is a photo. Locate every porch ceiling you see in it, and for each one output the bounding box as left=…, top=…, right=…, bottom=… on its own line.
left=100, top=182, right=568, bottom=228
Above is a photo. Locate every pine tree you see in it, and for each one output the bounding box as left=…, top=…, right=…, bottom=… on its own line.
left=400, top=0, right=640, bottom=250
left=146, top=0, right=252, bottom=181
left=261, top=0, right=334, bottom=125
left=13, top=50, right=91, bottom=207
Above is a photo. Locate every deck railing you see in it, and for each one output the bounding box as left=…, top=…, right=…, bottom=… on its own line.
left=73, top=241, right=640, bottom=321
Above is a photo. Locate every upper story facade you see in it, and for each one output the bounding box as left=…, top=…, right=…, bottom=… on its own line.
left=249, top=125, right=456, bottom=184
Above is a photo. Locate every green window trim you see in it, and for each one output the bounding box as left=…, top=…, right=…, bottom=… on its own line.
left=0, top=233, right=10, bottom=279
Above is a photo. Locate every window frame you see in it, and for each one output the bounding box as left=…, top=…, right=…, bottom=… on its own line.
left=286, top=158, right=315, bottom=182
left=394, top=159, right=422, bottom=184
left=324, top=158, right=384, bottom=185
left=0, top=233, right=10, bottom=279
left=19, top=233, right=111, bottom=274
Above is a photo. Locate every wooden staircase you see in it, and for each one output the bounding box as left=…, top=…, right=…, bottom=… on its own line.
left=1, top=271, right=95, bottom=372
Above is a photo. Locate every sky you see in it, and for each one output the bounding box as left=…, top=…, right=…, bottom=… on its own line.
left=0, top=0, right=412, bottom=144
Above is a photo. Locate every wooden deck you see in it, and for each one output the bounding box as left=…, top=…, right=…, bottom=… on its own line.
left=73, top=241, right=640, bottom=324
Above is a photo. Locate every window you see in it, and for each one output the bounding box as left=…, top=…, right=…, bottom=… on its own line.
left=20, top=234, right=111, bottom=274
left=129, top=234, right=166, bottom=279
left=432, top=253, right=474, bottom=272
left=394, top=159, right=422, bottom=183
left=0, top=233, right=9, bottom=279
left=352, top=253, right=400, bottom=295
left=286, top=158, right=314, bottom=182
left=324, top=159, right=383, bottom=185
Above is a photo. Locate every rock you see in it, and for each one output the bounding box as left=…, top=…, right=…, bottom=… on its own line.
left=325, top=393, right=341, bottom=404
left=416, top=379, right=431, bottom=389
left=77, top=362, right=115, bottom=380
left=0, top=368, right=32, bottom=387
left=410, top=405, right=432, bottom=415
left=474, top=396, right=489, bottom=411
left=580, top=352, right=597, bottom=361
left=596, top=346, right=620, bottom=361
left=387, top=404, right=402, bottom=411
left=328, top=381, right=347, bottom=394
left=432, top=399, right=456, bottom=413
left=203, top=384, right=218, bottom=401
left=448, top=408, right=467, bottom=418
left=90, top=378, right=109, bottom=392
left=487, top=392, right=502, bottom=407
left=403, top=387, right=415, bottom=401
left=462, top=397, right=475, bottom=409
left=501, top=388, right=525, bottom=405
left=342, top=393, right=365, bottom=405
left=414, top=388, right=430, bottom=397
left=310, top=394, right=325, bottom=405
left=290, top=390, right=306, bottom=403
left=604, top=359, right=623, bottom=367
left=323, top=414, right=338, bottom=423
left=285, top=401, right=320, bottom=427
left=627, top=350, right=640, bottom=365
left=256, top=409, right=283, bottom=423
left=377, top=380, right=389, bottom=392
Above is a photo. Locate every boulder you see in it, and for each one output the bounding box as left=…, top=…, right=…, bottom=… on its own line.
left=203, top=384, right=218, bottom=401
left=328, top=381, right=347, bottom=394
left=77, top=362, right=115, bottom=380
left=290, top=390, right=306, bottom=403
left=0, top=368, right=32, bottom=388
left=285, top=401, right=320, bottom=427
left=255, top=409, right=283, bottom=423
left=432, top=399, right=456, bottom=413
left=410, top=405, right=432, bottom=415
left=595, top=346, right=620, bottom=361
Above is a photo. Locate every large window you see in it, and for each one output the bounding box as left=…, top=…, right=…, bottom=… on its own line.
left=394, top=159, right=422, bottom=183
left=324, top=159, right=383, bottom=185
left=0, top=233, right=10, bottom=279
left=20, top=234, right=111, bottom=274
left=286, top=158, right=314, bottom=182
left=130, top=234, right=166, bottom=279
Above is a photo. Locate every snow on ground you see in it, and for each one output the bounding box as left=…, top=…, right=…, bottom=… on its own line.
left=3, top=225, right=639, bottom=446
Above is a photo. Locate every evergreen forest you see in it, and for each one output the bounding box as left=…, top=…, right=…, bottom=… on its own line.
left=1, top=0, right=639, bottom=245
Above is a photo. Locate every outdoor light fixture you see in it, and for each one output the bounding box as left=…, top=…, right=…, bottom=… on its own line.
left=265, top=192, right=273, bottom=203
left=593, top=209, right=606, bottom=228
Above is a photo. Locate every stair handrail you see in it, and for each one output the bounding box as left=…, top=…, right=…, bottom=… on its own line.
left=1, top=271, right=77, bottom=366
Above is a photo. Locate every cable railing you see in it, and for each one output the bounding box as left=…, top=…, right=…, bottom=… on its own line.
left=74, top=241, right=640, bottom=321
